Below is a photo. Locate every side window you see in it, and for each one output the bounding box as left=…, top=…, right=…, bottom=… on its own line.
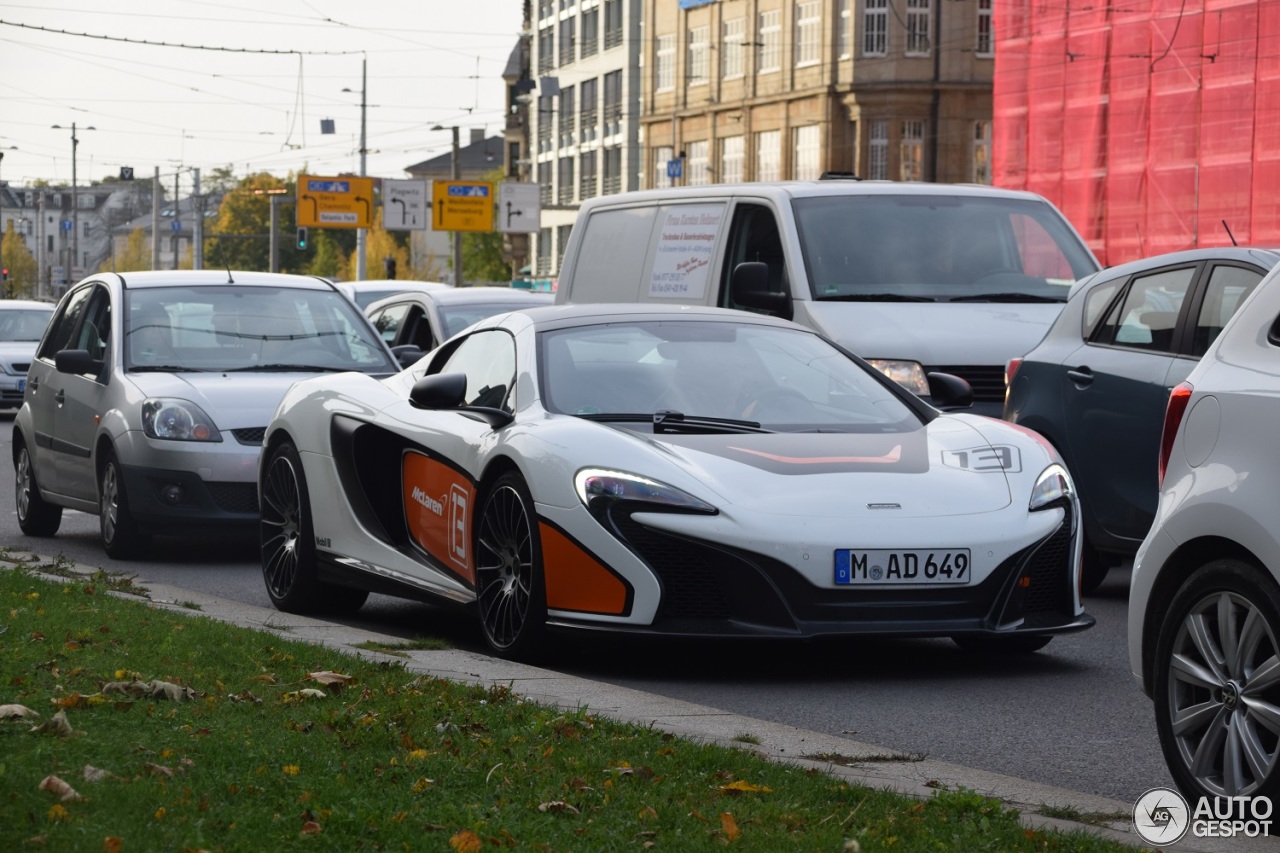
left=438, top=330, right=516, bottom=411
left=370, top=303, right=410, bottom=345
left=1081, top=279, right=1123, bottom=339
left=1096, top=267, right=1195, bottom=352
left=402, top=306, right=434, bottom=350
left=1191, top=264, right=1265, bottom=357
left=719, top=203, right=788, bottom=312
left=74, top=287, right=112, bottom=361
left=37, top=285, right=94, bottom=360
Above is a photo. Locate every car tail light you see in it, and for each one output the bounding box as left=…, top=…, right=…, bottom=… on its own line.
left=1158, top=382, right=1194, bottom=488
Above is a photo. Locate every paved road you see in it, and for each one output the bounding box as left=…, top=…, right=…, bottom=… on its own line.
left=1, top=414, right=1173, bottom=805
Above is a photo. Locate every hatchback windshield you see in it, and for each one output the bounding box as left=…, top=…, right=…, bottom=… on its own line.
left=0, top=307, right=54, bottom=342
left=125, top=285, right=395, bottom=373
left=793, top=195, right=1099, bottom=303
left=540, top=320, right=919, bottom=431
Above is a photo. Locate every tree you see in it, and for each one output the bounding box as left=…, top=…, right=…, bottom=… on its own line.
left=349, top=210, right=410, bottom=282
left=307, top=229, right=347, bottom=280
left=1, top=226, right=38, bottom=298
left=96, top=228, right=150, bottom=274
left=205, top=173, right=297, bottom=272
left=203, top=164, right=239, bottom=195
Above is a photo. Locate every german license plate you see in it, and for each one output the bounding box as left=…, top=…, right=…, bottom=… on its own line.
left=834, top=549, right=971, bottom=585
left=17, top=378, right=25, bottom=393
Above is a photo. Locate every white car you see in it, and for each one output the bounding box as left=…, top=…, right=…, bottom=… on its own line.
left=1129, top=264, right=1280, bottom=801
left=0, top=300, right=55, bottom=409
left=259, top=304, right=1093, bottom=659
left=13, top=271, right=402, bottom=558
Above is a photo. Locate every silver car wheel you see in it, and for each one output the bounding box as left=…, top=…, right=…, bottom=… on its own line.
left=1166, top=590, right=1280, bottom=797
left=260, top=452, right=302, bottom=600
left=100, top=462, right=122, bottom=543
left=16, top=447, right=35, bottom=520
left=475, top=483, right=534, bottom=650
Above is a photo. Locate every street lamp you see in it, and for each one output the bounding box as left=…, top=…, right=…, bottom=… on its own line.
left=341, top=55, right=368, bottom=281
left=431, top=124, right=463, bottom=286
left=51, top=122, right=95, bottom=282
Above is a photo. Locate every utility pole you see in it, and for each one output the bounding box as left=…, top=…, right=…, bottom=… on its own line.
left=356, top=56, right=368, bottom=281
left=451, top=125, right=462, bottom=287
left=151, top=167, right=160, bottom=269
left=192, top=168, right=203, bottom=270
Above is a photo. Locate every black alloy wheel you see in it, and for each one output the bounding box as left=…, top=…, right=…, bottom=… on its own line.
left=475, top=470, right=547, bottom=660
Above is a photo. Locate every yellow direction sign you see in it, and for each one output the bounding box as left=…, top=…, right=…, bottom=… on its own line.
left=432, top=180, right=494, bottom=232
left=297, top=175, right=374, bottom=228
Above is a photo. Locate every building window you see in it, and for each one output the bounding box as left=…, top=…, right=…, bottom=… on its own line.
left=538, top=26, right=555, bottom=73
left=603, top=146, right=622, bottom=194
left=538, top=161, right=552, bottom=204
left=537, top=94, right=554, bottom=153
left=721, top=135, right=744, bottom=184
left=973, top=120, right=992, bottom=185
left=838, top=0, right=851, bottom=60
left=688, top=25, right=710, bottom=86
left=976, top=0, right=993, bottom=57
left=686, top=140, right=710, bottom=186
left=655, top=34, right=675, bottom=92
left=604, top=0, right=623, bottom=49
left=557, top=224, right=573, bottom=272
left=580, top=150, right=598, bottom=199
left=794, top=125, right=820, bottom=180
left=901, top=120, right=925, bottom=181
left=906, top=0, right=931, bottom=56
left=755, top=130, right=781, bottom=181
left=508, top=141, right=522, bottom=178
left=559, top=85, right=576, bottom=148
left=794, top=2, right=820, bottom=67
left=536, top=228, right=551, bottom=276
left=722, top=17, right=744, bottom=79
left=757, top=10, right=781, bottom=73
left=654, top=145, right=674, bottom=189
left=559, top=17, right=576, bottom=65
left=582, top=3, right=599, bottom=57
left=558, top=156, right=575, bottom=204
left=603, top=70, right=623, bottom=136
left=863, top=0, right=887, bottom=57
left=538, top=0, right=554, bottom=21
left=868, top=120, right=888, bottom=180
left=580, top=77, right=598, bottom=144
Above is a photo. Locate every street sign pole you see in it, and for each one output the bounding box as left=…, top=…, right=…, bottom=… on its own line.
left=450, top=126, right=463, bottom=287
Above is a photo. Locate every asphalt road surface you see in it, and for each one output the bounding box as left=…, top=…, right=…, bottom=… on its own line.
left=1, top=414, right=1173, bottom=805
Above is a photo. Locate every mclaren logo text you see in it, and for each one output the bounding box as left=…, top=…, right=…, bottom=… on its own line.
left=411, top=486, right=444, bottom=516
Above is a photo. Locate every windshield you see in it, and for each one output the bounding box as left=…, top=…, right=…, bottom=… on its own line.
left=792, top=195, right=1099, bottom=303
left=0, top=308, right=54, bottom=342
left=124, top=285, right=395, bottom=373
left=540, top=320, right=919, bottom=432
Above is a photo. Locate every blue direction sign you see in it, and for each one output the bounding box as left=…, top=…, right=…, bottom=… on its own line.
left=666, top=159, right=683, bottom=179
left=305, top=179, right=351, bottom=193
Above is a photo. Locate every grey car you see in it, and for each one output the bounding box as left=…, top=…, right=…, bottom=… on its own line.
left=0, top=300, right=55, bottom=409
left=1004, top=247, right=1280, bottom=592
left=12, top=271, right=402, bottom=558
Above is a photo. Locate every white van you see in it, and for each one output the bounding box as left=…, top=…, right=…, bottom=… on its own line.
left=554, top=180, right=1101, bottom=416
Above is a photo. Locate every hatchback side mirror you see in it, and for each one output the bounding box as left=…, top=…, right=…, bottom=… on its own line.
left=55, top=349, right=102, bottom=376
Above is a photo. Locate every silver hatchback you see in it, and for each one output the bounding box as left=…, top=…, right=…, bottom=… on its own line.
left=12, top=271, right=400, bottom=558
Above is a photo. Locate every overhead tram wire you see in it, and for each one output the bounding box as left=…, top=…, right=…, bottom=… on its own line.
left=0, top=19, right=360, bottom=54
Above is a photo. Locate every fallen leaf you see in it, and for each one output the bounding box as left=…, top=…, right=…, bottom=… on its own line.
left=0, top=703, right=39, bottom=720
left=250, top=674, right=277, bottom=684
left=300, top=821, right=322, bottom=835
left=720, top=779, right=773, bottom=795
left=148, top=680, right=196, bottom=701
left=538, top=801, right=581, bottom=814
left=282, top=689, right=328, bottom=702
left=144, top=763, right=174, bottom=778
left=720, top=812, right=741, bottom=842
left=449, top=829, right=483, bottom=853
left=638, top=806, right=658, bottom=821
left=31, top=709, right=74, bottom=737
left=103, top=837, right=123, bottom=853
left=39, top=775, right=82, bottom=802
left=51, top=693, right=87, bottom=710
left=306, top=671, right=354, bottom=688
left=83, top=765, right=116, bottom=783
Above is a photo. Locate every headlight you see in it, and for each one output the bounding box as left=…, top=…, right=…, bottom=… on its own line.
left=142, top=398, right=222, bottom=442
left=574, top=468, right=715, bottom=514
left=866, top=359, right=929, bottom=395
left=1029, top=463, right=1072, bottom=511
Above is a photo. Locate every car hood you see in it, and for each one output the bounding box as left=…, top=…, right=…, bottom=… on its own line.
left=0, top=341, right=39, bottom=362
left=126, top=371, right=314, bottom=429
left=609, top=416, right=1014, bottom=518
left=796, top=301, right=1063, bottom=366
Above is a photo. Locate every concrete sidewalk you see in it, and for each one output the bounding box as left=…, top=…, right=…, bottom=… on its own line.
left=10, top=549, right=1273, bottom=853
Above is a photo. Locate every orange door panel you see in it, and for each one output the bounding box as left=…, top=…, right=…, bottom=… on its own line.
left=402, top=451, right=476, bottom=584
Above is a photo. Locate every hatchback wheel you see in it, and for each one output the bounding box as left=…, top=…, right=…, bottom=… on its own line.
left=15, top=443, right=62, bottom=536
left=475, top=471, right=547, bottom=660
left=259, top=440, right=367, bottom=614
left=1154, top=559, right=1280, bottom=801
left=99, top=449, right=148, bottom=558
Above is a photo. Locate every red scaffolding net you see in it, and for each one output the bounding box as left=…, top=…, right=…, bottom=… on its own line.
left=994, top=0, right=1280, bottom=266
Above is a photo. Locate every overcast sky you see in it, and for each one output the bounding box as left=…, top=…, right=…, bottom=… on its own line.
left=0, top=1, right=523, bottom=194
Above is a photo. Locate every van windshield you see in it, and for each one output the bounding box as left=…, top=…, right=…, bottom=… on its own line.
left=792, top=195, right=1099, bottom=303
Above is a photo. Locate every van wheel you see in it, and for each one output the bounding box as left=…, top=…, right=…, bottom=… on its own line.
left=15, top=443, right=62, bottom=536
left=99, top=449, right=149, bottom=559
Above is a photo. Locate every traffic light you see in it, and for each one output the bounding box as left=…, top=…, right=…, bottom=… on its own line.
left=383, top=256, right=397, bottom=279
left=1, top=268, right=8, bottom=282
left=296, top=227, right=308, bottom=250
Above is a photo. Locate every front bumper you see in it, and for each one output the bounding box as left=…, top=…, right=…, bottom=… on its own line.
left=120, top=463, right=259, bottom=536
left=0, top=375, right=26, bottom=409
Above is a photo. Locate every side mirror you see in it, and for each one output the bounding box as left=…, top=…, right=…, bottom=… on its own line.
left=730, top=262, right=791, bottom=316
left=408, top=372, right=514, bottom=428
left=926, top=372, right=974, bottom=411
left=55, top=349, right=102, bottom=376
left=391, top=344, right=425, bottom=368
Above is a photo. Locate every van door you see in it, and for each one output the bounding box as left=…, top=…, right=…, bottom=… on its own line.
left=716, top=202, right=792, bottom=318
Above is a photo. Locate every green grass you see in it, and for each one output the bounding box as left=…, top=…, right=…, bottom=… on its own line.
left=351, top=637, right=453, bottom=657
left=0, top=566, right=1134, bottom=852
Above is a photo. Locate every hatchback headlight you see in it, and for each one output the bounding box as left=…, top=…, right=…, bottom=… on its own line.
left=866, top=359, right=929, bottom=395
left=574, top=468, right=715, bottom=514
left=142, top=398, right=223, bottom=442
left=1029, top=463, right=1072, bottom=511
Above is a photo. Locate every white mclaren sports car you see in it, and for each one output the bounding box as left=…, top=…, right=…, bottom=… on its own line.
left=259, top=304, right=1094, bottom=659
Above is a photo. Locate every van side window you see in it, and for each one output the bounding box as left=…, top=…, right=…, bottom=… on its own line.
left=719, top=203, right=788, bottom=313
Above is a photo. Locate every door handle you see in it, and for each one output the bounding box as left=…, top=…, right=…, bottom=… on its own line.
left=1066, top=367, right=1094, bottom=386
left=28, top=375, right=39, bottom=392
left=54, top=389, right=65, bottom=405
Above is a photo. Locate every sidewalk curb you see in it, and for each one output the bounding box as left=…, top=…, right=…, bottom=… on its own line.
left=7, top=550, right=1271, bottom=853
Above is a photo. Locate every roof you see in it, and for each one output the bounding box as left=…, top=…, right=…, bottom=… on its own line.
left=403, top=136, right=504, bottom=178
left=0, top=299, right=56, bottom=311
left=111, top=192, right=224, bottom=236
left=88, top=270, right=337, bottom=291
left=1068, top=246, right=1280, bottom=300
left=511, top=302, right=804, bottom=333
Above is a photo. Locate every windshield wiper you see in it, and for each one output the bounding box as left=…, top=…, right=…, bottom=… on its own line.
left=223, top=364, right=352, bottom=373
left=128, top=365, right=207, bottom=373
left=575, top=410, right=770, bottom=434
left=817, top=293, right=936, bottom=302
left=949, top=293, right=1065, bottom=303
